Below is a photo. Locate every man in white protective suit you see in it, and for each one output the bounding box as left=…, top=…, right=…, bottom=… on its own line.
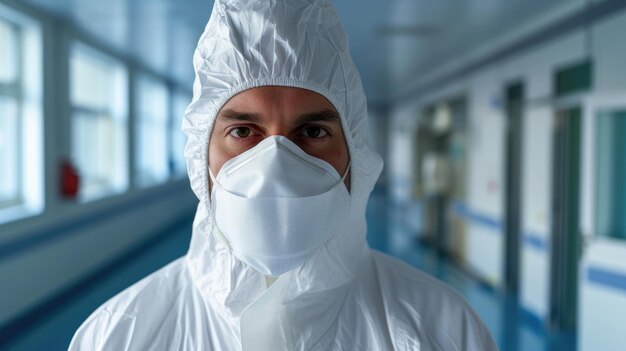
left=69, top=0, right=498, bottom=350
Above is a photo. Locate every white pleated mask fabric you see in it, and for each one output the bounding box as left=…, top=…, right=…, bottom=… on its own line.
left=208, top=136, right=351, bottom=276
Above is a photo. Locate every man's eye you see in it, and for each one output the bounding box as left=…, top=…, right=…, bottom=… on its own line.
left=301, top=126, right=328, bottom=138
left=229, top=127, right=252, bottom=138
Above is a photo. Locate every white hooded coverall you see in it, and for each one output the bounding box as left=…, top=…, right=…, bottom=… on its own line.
left=69, top=0, right=499, bottom=350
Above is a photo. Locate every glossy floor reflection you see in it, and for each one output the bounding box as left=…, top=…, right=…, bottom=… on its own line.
left=366, top=188, right=577, bottom=351
left=1, top=223, right=193, bottom=351
left=2, top=189, right=577, bottom=350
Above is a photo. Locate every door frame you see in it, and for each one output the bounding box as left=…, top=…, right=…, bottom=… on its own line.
left=549, top=93, right=587, bottom=331
left=503, top=81, right=524, bottom=295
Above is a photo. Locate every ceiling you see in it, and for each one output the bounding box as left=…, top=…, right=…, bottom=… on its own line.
left=18, top=0, right=581, bottom=103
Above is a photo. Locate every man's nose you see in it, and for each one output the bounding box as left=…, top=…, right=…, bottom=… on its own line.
left=265, top=127, right=293, bottom=140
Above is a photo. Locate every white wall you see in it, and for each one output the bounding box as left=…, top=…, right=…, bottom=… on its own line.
left=519, top=105, right=553, bottom=318
left=593, top=10, right=626, bottom=93
left=463, top=68, right=505, bottom=285
left=388, top=106, right=419, bottom=203
left=579, top=240, right=626, bottom=351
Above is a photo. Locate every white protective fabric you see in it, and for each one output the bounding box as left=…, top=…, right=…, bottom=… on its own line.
left=69, top=0, right=499, bottom=350
left=209, top=135, right=352, bottom=276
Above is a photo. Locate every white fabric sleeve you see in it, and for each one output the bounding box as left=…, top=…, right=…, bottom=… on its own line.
left=68, top=309, right=136, bottom=351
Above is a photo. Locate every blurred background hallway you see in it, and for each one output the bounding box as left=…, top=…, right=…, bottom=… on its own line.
left=1, top=0, right=626, bottom=350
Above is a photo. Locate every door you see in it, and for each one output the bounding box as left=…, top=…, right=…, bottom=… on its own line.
left=549, top=60, right=591, bottom=331
left=549, top=104, right=582, bottom=330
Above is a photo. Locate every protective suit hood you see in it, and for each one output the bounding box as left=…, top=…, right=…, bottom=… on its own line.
left=183, top=0, right=382, bottom=317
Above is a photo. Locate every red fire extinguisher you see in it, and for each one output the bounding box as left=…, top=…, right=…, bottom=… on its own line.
left=60, top=160, right=80, bottom=199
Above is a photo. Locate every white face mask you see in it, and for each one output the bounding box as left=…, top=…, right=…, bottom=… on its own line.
left=208, top=136, right=351, bottom=276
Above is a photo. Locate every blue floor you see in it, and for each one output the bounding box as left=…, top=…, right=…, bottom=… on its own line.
left=2, top=190, right=575, bottom=350
left=1, top=223, right=193, bottom=351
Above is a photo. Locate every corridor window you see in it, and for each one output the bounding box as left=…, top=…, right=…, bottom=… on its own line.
left=171, top=90, right=190, bottom=177
left=0, top=19, right=19, bottom=207
left=595, top=109, right=626, bottom=240
left=0, top=7, right=43, bottom=221
left=135, top=74, right=169, bottom=187
left=70, top=43, right=128, bottom=200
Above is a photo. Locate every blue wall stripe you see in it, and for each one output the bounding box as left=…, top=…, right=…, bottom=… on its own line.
left=523, top=233, right=550, bottom=251
left=587, top=266, right=626, bottom=293
left=0, top=183, right=194, bottom=263
left=520, top=306, right=547, bottom=334
left=452, top=201, right=550, bottom=251
left=452, top=202, right=502, bottom=231
left=452, top=202, right=503, bottom=231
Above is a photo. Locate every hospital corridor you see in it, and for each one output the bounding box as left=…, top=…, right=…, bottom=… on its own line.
left=1, top=0, right=626, bottom=350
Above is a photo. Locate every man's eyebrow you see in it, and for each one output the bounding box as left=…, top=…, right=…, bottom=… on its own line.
left=218, top=109, right=262, bottom=123
left=294, top=110, right=341, bottom=125
left=218, top=108, right=341, bottom=125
